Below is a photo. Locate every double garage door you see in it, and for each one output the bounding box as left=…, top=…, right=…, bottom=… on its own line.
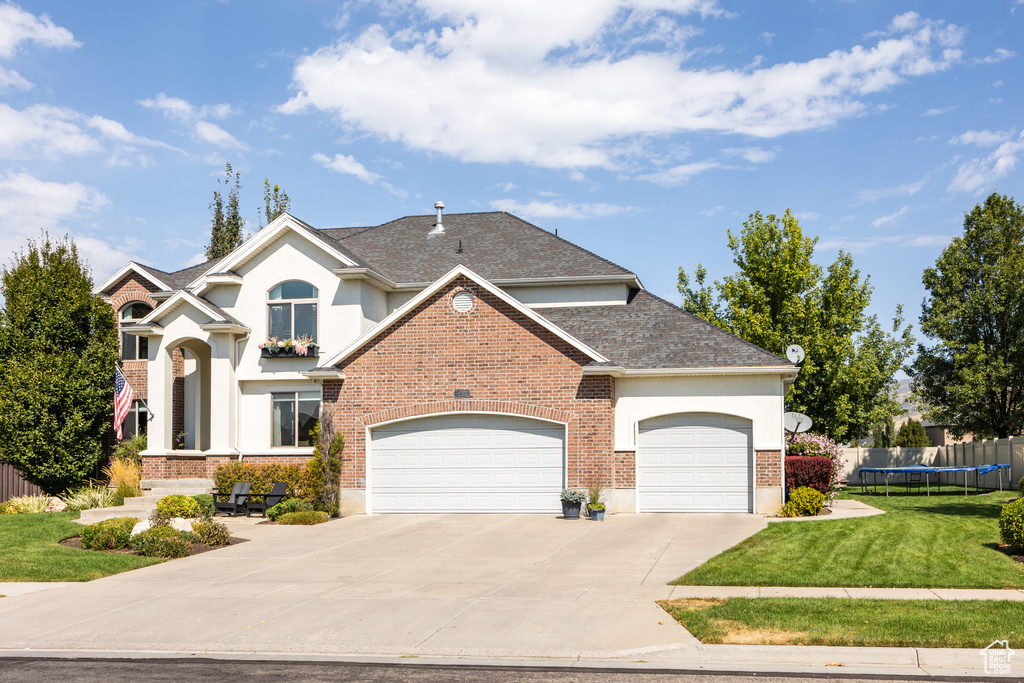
left=638, top=413, right=753, bottom=513
left=369, top=414, right=565, bottom=513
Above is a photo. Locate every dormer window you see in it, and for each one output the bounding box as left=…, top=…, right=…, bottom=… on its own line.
left=120, top=303, right=152, bottom=361
left=268, top=281, right=317, bottom=342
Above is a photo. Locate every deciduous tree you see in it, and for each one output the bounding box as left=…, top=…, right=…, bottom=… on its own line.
left=0, top=234, right=119, bottom=493
left=911, top=191, right=1024, bottom=439
left=679, top=209, right=913, bottom=443
left=259, top=179, right=291, bottom=228
left=205, top=163, right=243, bottom=259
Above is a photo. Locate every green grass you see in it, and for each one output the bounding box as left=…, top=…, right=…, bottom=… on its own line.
left=676, top=487, right=1024, bottom=588
left=0, top=511, right=162, bottom=581
left=660, top=597, right=1024, bottom=648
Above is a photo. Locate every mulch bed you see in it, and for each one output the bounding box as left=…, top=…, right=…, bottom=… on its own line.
left=60, top=535, right=248, bottom=557
left=997, top=544, right=1024, bottom=566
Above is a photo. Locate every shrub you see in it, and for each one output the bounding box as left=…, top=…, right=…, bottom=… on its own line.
left=786, top=433, right=846, bottom=504
left=80, top=517, right=138, bottom=550
left=112, top=433, right=147, bottom=465
left=5, top=493, right=52, bottom=513
left=131, top=526, right=192, bottom=558
left=103, top=458, right=141, bottom=498
left=192, top=494, right=214, bottom=518
left=0, top=501, right=13, bottom=514
left=1000, top=498, right=1024, bottom=550
left=155, top=494, right=201, bottom=519
left=785, top=456, right=833, bottom=495
left=191, top=519, right=232, bottom=546
left=62, top=485, right=121, bottom=511
left=779, top=486, right=825, bottom=518
left=267, top=497, right=314, bottom=521
left=213, top=462, right=306, bottom=498
left=560, top=489, right=586, bottom=504
left=305, top=410, right=343, bottom=516
left=278, top=510, right=329, bottom=525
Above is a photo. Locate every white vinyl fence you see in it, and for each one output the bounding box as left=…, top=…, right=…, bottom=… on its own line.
left=841, top=439, right=1024, bottom=491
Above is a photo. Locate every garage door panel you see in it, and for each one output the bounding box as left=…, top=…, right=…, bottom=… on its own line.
left=371, top=414, right=565, bottom=513
left=639, top=413, right=753, bottom=513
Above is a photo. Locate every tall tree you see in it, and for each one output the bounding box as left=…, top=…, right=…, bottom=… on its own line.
left=870, top=415, right=896, bottom=448
left=0, top=234, right=119, bottom=493
left=679, top=209, right=913, bottom=443
left=259, top=178, right=291, bottom=228
left=911, top=192, right=1024, bottom=439
left=205, top=163, right=243, bottom=259
left=894, top=418, right=932, bottom=447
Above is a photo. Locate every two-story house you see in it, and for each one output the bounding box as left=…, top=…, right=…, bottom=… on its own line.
left=96, top=208, right=795, bottom=515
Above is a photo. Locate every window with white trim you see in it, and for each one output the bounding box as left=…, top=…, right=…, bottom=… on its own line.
left=122, top=399, right=148, bottom=438
left=119, top=303, right=152, bottom=361
left=272, top=391, right=320, bottom=447
left=268, top=281, right=317, bottom=342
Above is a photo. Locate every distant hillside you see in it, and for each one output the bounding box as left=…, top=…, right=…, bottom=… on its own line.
left=896, top=377, right=920, bottom=426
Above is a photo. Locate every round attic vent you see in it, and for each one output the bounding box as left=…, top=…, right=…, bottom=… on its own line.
left=452, top=291, right=474, bottom=313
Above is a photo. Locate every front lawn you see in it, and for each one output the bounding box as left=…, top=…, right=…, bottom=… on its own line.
left=660, top=597, right=1024, bottom=648
left=676, top=487, right=1024, bottom=588
left=0, top=511, right=161, bottom=582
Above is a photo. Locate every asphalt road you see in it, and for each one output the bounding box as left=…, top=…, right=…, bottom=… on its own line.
left=0, top=659, right=1009, bottom=683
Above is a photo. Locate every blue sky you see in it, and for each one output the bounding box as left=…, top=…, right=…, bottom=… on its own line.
left=1, top=1, right=1021, bottom=360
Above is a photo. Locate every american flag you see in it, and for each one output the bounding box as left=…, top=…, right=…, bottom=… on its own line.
left=114, top=366, right=135, bottom=440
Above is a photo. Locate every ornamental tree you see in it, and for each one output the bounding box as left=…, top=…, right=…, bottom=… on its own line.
left=679, top=209, right=913, bottom=443
left=0, top=233, right=119, bottom=493
left=911, top=192, right=1024, bottom=439
left=894, top=418, right=931, bottom=447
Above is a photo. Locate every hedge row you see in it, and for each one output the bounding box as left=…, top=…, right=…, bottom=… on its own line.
left=784, top=455, right=833, bottom=495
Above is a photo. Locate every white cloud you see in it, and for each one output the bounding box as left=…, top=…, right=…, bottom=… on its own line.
left=313, top=152, right=405, bottom=196
left=949, top=129, right=1013, bottom=147
left=948, top=131, right=1024, bottom=195
left=493, top=181, right=517, bottom=192
left=0, top=4, right=79, bottom=58
left=0, top=65, right=30, bottom=90
left=722, top=146, right=775, bottom=163
left=0, top=170, right=136, bottom=278
left=794, top=211, right=819, bottom=222
left=972, top=48, right=1015, bottom=64
left=922, top=106, right=955, bottom=116
left=140, top=93, right=243, bottom=149
left=855, top=177, right=927, bottom=203
left=636, top=160, right=719, bottom=186
left=760, top=31, right=775, bottom=46
left=700, top=205, right=724, bottom=217
left=871, top=205, right=909, bottom=227
left=0, top=103, right=177, bottom=165
left=818, top=233, right=950, bottom=252
left=489, top=198, right=636, bottom=220
left=280, top=6, right=964, bottom=170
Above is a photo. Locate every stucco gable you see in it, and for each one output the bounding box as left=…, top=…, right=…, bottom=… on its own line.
left=134, top=290, right=247, bottom=332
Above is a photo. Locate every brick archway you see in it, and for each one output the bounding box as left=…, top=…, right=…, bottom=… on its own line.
left=359, top=400, right=576, bottom=428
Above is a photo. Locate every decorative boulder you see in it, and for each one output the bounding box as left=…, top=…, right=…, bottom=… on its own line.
left=131, top=517, right=193, bottom=536
left=45, top=497, right=68, bottom=513
left=131, top=520, right=151, bottom=536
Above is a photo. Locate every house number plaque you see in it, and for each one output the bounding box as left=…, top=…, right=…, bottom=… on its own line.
left=454, top=389, right=471, bottom=399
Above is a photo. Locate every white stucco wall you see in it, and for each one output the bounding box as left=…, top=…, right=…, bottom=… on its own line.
left=505, top=283, right=630, bottom=308
left=613, top=374, right=787, bottom=451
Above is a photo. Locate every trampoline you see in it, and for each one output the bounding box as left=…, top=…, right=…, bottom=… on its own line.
left=857, top=464, right=1011, bottom=496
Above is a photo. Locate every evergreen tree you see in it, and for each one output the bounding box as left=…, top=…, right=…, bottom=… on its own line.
left=870, top=416, right=896, bottom=448
left=0, top=234, right=119, bottom=494
left=894, top=418, right=932, bottom=447
left=679, top=209, right=913, bottom=443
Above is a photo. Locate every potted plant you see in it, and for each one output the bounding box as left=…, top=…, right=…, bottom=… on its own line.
left=586, top=484, right=606, bottom=521
left=559, top=488, right=585, bottom=519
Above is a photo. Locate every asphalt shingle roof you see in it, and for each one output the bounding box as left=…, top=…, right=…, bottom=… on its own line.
left=541, top=290, right=791, bottom=369
left=321, top=212, right=632, bottom=284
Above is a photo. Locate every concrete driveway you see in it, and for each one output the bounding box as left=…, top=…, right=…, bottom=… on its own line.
left=0, top=513, right=765, bottom=659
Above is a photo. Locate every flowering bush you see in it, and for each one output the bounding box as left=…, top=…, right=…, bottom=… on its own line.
left=786, top=432, right=846, bottom=505
left=258, top=336, right=316, bottom=356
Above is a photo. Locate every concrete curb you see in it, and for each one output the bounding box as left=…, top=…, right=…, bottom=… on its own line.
left=668, top=585, right=1024, bottom=601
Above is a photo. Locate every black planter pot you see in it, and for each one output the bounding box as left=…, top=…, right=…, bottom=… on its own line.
left=588, top=508, right=606, bottom=521
left=561, top=500, right=582, bottom=519
left=260, top=344, right=318, bottom=358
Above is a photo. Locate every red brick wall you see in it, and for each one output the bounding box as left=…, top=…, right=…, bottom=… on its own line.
left=614, top=450, right=636, bottom=488
left=325, top=277, right=616, bottom=491
left=141, top=454, right=315, bottom=480
left=756, top=450, right=783, bottom=487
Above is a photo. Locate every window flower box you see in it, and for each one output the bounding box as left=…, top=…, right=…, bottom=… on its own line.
left=259, top=337, right=317, bottom=358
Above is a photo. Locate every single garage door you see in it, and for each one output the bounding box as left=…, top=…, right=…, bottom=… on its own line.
left=369, top=414, right=565, bottom=513
left=638, top=413, right=753, bottom=513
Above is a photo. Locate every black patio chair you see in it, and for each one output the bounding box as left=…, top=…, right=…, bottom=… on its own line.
left=240, top=481, right=289, bottom=518
left=212, top=482, right=251, bottom=517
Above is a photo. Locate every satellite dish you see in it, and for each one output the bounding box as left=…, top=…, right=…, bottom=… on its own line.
left=784, top=412, right=812, bottom=433
left=786, top=344, right=805, bottom=364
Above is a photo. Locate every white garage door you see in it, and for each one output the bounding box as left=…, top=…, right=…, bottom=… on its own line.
left=369, top=414, right=565, bottom=513
left=638, top=413, right=753, bottom=513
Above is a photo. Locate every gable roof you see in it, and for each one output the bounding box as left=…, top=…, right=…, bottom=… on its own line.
left=540, top=290, right=792, bottom=371
left=95, top=261, right=175, bottom=295
left=135, top=289, right=247, bottom=329
left=321, top=212, right=635, bottom=285
left=322, top=265, right=609, bottom=368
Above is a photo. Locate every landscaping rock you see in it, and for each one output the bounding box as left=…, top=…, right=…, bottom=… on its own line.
left=45, top=497, right=67, bottom=513
left=131, top=520, right=151, bottom=536
left=170, top=517, right=193, bottom=533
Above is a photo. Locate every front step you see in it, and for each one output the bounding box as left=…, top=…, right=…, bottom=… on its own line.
left=75, top=479, right=215, bottom=525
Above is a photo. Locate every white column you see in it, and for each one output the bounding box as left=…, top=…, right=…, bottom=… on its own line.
left=205, top=333, right=238, bottom=456
left=141, top=336, right=174, bottom=455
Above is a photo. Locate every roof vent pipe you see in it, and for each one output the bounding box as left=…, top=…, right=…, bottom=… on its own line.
left=428, top=201, right=445, bottom=236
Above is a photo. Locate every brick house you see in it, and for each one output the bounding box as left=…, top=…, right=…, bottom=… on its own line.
left=95, top=209, right=795, bottom=515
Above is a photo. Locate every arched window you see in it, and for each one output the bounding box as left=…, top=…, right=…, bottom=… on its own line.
left=268, top=281, right=317, bottom=342
left=120, top=302, right=152, bottom=361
